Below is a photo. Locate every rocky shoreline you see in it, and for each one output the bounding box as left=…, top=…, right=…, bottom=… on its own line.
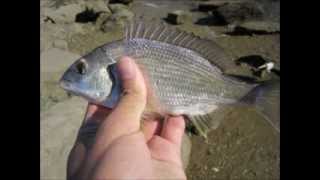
left=41, top=0, right=279, bottom=179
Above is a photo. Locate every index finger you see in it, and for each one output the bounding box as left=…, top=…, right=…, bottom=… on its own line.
left=160, top=116, right=186, bottom=147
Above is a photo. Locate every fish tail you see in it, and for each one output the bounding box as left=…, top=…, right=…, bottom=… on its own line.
left=240, top=80, right=280, bottom=132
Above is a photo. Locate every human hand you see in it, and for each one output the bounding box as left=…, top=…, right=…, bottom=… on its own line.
left=67, top=57, right=187, bottom=180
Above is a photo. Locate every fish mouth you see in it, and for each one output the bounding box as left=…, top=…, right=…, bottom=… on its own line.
left=59, top=79, right=84, bottom=97
left=59, top=79, right=73, bottom=92
left=59, top=79, right=106, bottom=103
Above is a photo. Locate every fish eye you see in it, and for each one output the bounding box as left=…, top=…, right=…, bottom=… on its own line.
left=75, top=59, right=88, bottom=75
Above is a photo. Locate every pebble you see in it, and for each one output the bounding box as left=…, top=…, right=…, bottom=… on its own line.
left=236, top=139, right=241, bottom=145
left=166, top=10, right=193, bottom=25
left=204, top=165, right=208, bottom=171
left=207, top=148, right=214, bottom=155
left=211, top=167, right=220, bottom=172
left=215, top=2, right=264, bottom=24
left=83, top=1, right=111, bottom=14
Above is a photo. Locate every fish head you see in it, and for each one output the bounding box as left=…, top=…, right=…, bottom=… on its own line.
left=59, top=49, right=116, bottom=104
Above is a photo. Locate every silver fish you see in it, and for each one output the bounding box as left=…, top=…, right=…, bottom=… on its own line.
left=60, top=21, right=280, bottom=137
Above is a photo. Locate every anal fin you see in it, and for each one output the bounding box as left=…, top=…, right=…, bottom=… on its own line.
left=187, top=106, right=233, bottom=139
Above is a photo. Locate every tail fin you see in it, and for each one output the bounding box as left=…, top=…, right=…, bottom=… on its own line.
left=241, top=80, right=280, bottom=132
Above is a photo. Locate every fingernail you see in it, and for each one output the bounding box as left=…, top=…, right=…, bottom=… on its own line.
left=118, top=57, right=135, bottom=80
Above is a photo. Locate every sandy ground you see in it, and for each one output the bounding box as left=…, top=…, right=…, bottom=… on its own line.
left=41, top=0, right=279, bottom=179
left=41, top=97, right=87, bottom=179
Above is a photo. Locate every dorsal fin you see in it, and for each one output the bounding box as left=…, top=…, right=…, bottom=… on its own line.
left=124, top=20, right=239, bottom=72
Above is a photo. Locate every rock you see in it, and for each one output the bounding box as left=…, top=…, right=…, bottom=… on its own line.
left=195, top=13, right=224, bottom=26
left=95, top=12, right=112, bottom=28
left=235, top=55, right=269, bottom=69
left=41, top=6, right=56, bottom=24
left=198, top=1, right=229, bottom=12
left=53, top=39, right=68, bottom=50
left=227, top=21, right=280, bottom=35
left=109, top=0, right=133, bottom=5
left=44, top=4, right=84, bottom=24
left=75, top=0, right=111, bottom=23
left=214, top=1, right=264, bottom=24
left=108, top=3, right=129, bottom=13
left=100, top=8, right=134, bottom=32
left=93, top=3, right=130, bottom=30
left=233, top=55, right=279, bottom=80
left=82, top=0, right=111, bottom=14
left=256, top=0, right=280, bottom=22
left=41, top=97, right=87, bottom=180
left=43, top=16, right=55, bottom=24
left=75, top=8, right=101, bottom=23
left=166, top=10, right=193, bottom=25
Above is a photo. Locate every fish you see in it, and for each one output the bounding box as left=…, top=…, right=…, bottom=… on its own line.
left=60, top=20, right=280, bottom=137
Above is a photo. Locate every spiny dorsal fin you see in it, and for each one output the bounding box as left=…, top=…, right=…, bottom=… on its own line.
left=124, top=20, right=238, bottom=72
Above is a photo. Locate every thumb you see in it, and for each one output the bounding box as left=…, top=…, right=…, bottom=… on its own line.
left=116, top=56, right=147, bottom=114
left=94, top=57, right=147, bottom=147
